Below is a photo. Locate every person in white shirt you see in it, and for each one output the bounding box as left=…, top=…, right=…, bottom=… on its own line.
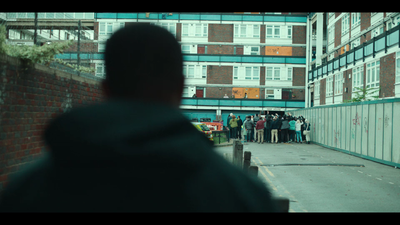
left=223, top=94, right=229, bottom=98
left=295, top=119, right=303, bottom=143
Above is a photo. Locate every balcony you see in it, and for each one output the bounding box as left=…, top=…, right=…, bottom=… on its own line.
left=180, top=97, right=305, bottom=109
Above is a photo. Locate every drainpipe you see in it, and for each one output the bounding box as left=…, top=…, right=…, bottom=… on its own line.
left=305, top=13, right=311, bottom=108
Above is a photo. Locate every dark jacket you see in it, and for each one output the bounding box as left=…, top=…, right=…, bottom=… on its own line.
left=0, top=99, right=278, bottom=212
left=270, top=120, right=280, bottom=129
left=265, top=117, right=272, bottom=129
left=237, top=118, right=243, bottom=128
left=280, top=119, right=290, bottom=130
left=244, top=118, right=255, bottom=130
left=304, top=122, right=311, bottom=131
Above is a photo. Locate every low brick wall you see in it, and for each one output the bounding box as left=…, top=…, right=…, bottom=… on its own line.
left=0, top=54, right=105, bottom=195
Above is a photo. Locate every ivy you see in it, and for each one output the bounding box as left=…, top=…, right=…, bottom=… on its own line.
left=343, top=87, right=380, bottom=103
left=0, top=24, right=95, bottom=74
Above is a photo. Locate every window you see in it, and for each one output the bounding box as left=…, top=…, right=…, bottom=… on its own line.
left=233, top=66, right=259, bottom=80
left=287, top=68, right=292, bottom=81
left=183, top=64, right=207, bottom=79
left=351, top=13, right=361, bottom=27
left=99, top=22, right=124, bottom=35
left=266, top=67, right=280, bottom=80
left=353, top=66, right=364, bottom=91
left=182, top=87, right=189, bottom=97
left=265, top=89, right=275, bottom=99
left=335, top=72, right=343, bottom=95
left=234, top=24, right=259, bottom=38
left=182, top=23, right=207, bottom=37
left=182, top=24, right=189, bottom=36
left=328, top=25, right=335, bottom=44
left=96, top=63, right=105, bottom=78
left=202, top=65, right=207, bottom=78
left=342, top=13, right=350, bottom=35
left=351, top=37, right=360, bottom=50
left=366, top=60, right=380, bottom=88
left=326, top=76, right=333, bottom=97
left=266, top=25, right=280, bottom=38
left=314, top=81, right=320, bottom=99
left=244, top=46, right=260, bottom=55
left=372, top=25, right=384, bottom=38
left=397, top=51, right=400, bottom=83
left=251, top=47, right=259, bottom=55
left=98, top=43, right=105, bottom=52
left=153, top=23, right=176, bottom=37
left=181, top=45, right=190, bottom=54
left=287, top=25, right=292, bottom=39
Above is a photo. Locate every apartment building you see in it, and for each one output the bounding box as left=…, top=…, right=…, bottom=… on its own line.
left=1, top=12, right=97, bottom=72
left=308, top=12, right=400, bottom=107
left=94, top=12, right=308, bottom=102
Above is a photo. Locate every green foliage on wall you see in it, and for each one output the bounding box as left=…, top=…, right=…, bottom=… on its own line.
left=343, top=87, right=380, bottom=103
left=0, top=25, right=95, bottom=74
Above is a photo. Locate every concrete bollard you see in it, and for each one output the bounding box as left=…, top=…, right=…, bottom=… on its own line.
left=243, top=151, right=251, bottom=171
left=232, top=140, right=243, bottom=169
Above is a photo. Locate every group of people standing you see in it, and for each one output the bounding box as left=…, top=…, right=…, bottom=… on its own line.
left=227, top=112, right=312, bottom=144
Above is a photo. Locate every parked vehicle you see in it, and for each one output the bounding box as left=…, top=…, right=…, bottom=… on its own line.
left=192, top=122, right=213, bottom=142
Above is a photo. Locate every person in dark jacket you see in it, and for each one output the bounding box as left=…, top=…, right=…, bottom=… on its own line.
left=280, top=116, right=290, bottom=143
left=244, top=116, right=255, bottom=143
left=264, top=115, right=272, bottom=143
left=0, top=24, right=278, bottom=213
left=270, top=116, right=280, bottom=143
left=237, top=116, right=243, bottom=140
left=276, top=116, right=283, bottom=143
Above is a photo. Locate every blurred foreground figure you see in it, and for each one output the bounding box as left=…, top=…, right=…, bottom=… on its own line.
left=0, top=24, right=278, bottom=212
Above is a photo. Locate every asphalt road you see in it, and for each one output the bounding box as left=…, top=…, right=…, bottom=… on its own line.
left=214, top=141, right=400, bottom=212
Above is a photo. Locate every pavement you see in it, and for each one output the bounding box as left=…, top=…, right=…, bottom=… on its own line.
left=213, top=140, right=400, bottom=212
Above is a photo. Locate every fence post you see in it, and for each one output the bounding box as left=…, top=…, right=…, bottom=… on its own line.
left=232, top=140, right=243, bottom=168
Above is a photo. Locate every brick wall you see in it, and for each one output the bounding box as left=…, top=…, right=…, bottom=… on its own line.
left=94, top=22, right=98, bottom=40
left=320, top=78, right=326, bottom=105
left=176, top=23, right=181, bottom=42
left=343, top=68, right=352, bottom=102
left=334, top=19, right=341, bottom=49
left=292, top=26, right=306, bottom=44
left=0, top=54, right=105, bottom=195
left=292, top=47, right=306, bottom=56
left=260, top=25, right=265, bottom=43
left=206, top=65, right=232, bottom=84
left=360, top=13, right=371, bottom=32
left=208, top=24, right=233, bottom=43
left=64, top=41, right=98, bottom=52
left=206, top=65, right=232, bottom=98
left=380, top=52, right=396, bottom=98
left=207, top=45, right=234, bottom=54
left=292, top=67, right=306, bottom=100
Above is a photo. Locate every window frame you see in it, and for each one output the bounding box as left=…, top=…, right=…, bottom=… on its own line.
left=233, top=66, right=260, bottom=80
left=335, top=72, right=343, bottom=95
left=342, top=13, right=350, bottom=35
left=234, top=24, right=259, bottom=38
left=352, top=66, right=364, bottom=92
left=314, top=80, right=320, bottom=99
left=326, top=76, right=334, bottom=97
left=366, top=59, right=380, bottom=89
left=396, top=51, right=400, bottom=84
left=351, top=13, right=361, bottom=28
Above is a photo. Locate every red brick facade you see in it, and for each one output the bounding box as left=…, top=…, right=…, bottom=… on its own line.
left=0, top=54, right=105, bottom=195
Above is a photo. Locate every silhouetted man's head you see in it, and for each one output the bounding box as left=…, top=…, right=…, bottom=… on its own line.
left=102, top=23, right=184, bottom=107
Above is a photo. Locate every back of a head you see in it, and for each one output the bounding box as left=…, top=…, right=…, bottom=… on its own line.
left=104, top=24, right=183, bottom=100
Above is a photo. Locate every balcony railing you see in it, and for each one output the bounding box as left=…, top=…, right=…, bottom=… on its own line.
left=181, top=97, right=305, bottom=108
left=308, top=24, right=400, bottom=82
left=94, top=12, right=307, bottom=23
